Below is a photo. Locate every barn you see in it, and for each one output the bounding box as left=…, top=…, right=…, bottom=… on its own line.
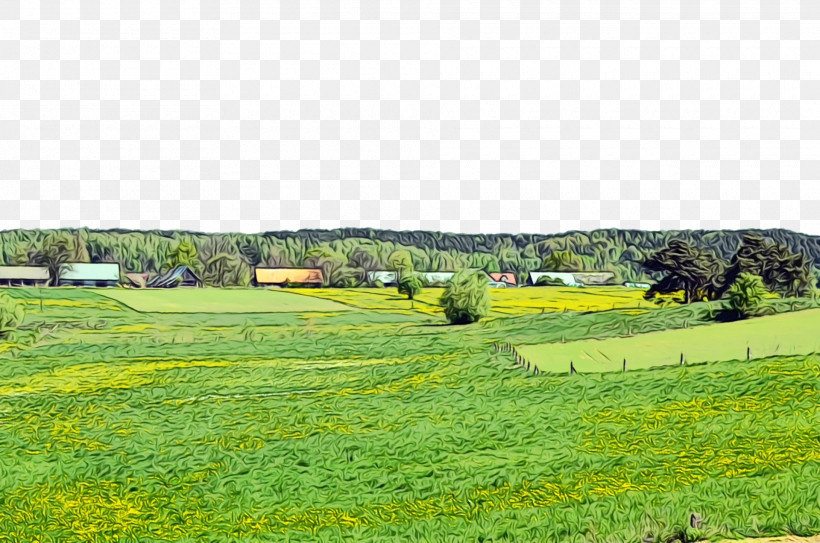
left=417, top=272, right=455, bottom=285
left=148, top=266, right=202, bottom=288
left=366, top=271, right=398, bottom=286
left=0, top=266, right=49, bottom=287
left=126, top=273, right=150, bottom=288
left=489, top=272, right=517, bottom=287
left=255, top=268, right=324, bottom=287
left=623, top=282, right=652, bottom=289
left=529, top=271, right=616, bottom=287
left=59, top=263, right=120, bottom=287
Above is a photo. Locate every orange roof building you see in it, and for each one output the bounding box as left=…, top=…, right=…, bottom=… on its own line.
left=489, top=272, right=517, bottom=286
left=255, top=268, right=324, bottom=286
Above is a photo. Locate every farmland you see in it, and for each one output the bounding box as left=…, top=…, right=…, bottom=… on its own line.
left=98, top=288, right=353, bottom=314
left=1, top=286, right=820, bottom=542
left=518, top=308, right=820, bottom=373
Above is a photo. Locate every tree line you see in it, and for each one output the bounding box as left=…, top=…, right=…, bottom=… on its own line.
left=0, top=227, right=818, bottom=288
left=643, top=233, right=816, bottom=318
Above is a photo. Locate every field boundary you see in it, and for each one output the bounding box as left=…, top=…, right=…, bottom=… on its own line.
left=517, top=308, right=820, bottom=374
left=493, top=341, right=540, bottom=375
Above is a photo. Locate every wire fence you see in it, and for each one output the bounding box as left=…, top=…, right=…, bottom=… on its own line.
left=493, top=341, right=539, bottom=375
left=494, top=342, right=756, bottom=376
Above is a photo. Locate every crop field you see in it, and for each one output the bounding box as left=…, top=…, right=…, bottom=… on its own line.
left=98, top=288, right=353, bottom=313
left=291, top=285, right=656, bottom=316
left=517, top=308, right=820, bottom=374
left=1, top=287, right=820, bottom=542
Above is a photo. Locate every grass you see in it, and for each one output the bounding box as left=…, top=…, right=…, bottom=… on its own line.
left=1, top=287, right=820, bottom=542
left=97, top=288, right=353, bottom=313
left=518, top=308, right=820, bottom=374
left=291, top=285, right=657, bottom=317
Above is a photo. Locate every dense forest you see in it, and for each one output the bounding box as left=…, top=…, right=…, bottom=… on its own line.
left=1, top=227, right=818, bottom=287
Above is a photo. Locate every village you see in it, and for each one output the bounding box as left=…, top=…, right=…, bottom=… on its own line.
left=0, top=263, right=651, bottom=290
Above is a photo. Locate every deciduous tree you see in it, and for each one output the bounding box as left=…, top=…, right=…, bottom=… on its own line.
left=643, top=240, right=727, bottom=303
left=440, top=270, right=490, bottom=324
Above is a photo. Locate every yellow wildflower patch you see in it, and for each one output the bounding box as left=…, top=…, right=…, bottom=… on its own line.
left=0, top=359, right=231, bottom=397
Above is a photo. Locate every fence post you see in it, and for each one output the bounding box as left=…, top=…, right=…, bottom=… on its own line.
left=747, top=346, right=750, bottom=361
left=570, top=361, right=576, bottom=375
left=623, top=358, right=626, bottom=372
left=680, top=352, right=685, bottom=365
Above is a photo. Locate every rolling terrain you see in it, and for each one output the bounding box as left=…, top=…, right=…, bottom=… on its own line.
left=0, top=286, right=818, bottom=542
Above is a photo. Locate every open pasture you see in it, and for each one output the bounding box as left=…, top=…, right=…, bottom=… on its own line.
left=97, top=288, right=353, bottom=313
left=291, top=285, right=656, bottom=317
left=486, top=285, right=655, bottom=314
left=2, top=286, right=820, bottom=541
left=518, top=308, right=820, bottom=374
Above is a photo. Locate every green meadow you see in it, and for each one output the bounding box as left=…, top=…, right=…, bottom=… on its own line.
left=518, top=308, right=820, bottom=374
left=97, top=288, right=353, bottom=313
left=1, top=287, right=820, bottom=542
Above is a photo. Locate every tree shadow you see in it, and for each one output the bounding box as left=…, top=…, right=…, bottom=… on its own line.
left=714, top=309, right=740, bottom=322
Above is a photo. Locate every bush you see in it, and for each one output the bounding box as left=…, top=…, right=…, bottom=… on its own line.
left=727, top=273, right=770, bottom=319
left=0, top=293, right=24, bottom=336
left=535, top=275, right=567, bottom=287
left=398, top=275, right=422, bottom=300
left=440, top=270, right=490, bottom=324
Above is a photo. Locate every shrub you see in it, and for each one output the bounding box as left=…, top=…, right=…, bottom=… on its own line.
left=398, top=275, right=422, bottom=300
left=727, top=273, right=770, bottom=319
left=0, top=293, right=24, bottom=336
left=440, top=270, right=490, bottom=324
left=535, top=275, right=567, bottom=287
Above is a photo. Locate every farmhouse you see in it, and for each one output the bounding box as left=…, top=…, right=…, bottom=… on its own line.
left=489, top=272, right=517, bottom=287
left=529, top=271, right=616, bottom=287
left=149, top=266, right=202, bottom=288
left=367, top=271, right=398, bottom=286
left=255, top=268, right=324, bottom=287
left=623, top=282, right=652, bottom=289
left=0, top=266, right=49, bottom=287
left=59, top=263, right=120, bottom=287
left=126, top=273, right=150, bottom=288
left=418, top=271, right=455, bottom=285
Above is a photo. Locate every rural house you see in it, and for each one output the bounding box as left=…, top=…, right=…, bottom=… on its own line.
left=0, top=266, right=49, bottom=287
left=489, top=272, right=517, bottom=287
left=529, top=271, right=616, bottom=287
left=255, top=268, right=324, bottom=287
left=126, top=273, right=150, bottom=288
left=417, top=271, right=455, bottom=285
left=366, top=271, right=398, bottom=286
left=149, top=266, right=202, bottom=288
left=623, top=281, right=652, bottom=289
left=59, top=263, right=120, bottom=287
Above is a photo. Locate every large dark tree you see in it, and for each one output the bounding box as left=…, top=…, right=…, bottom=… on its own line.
left=349, top=246, right=382, bottom=286
left=643, top=240, right=728, bottom=303
left=27, top=231, right=88, bottom=286
left=722, top=233, right=813, bottom=298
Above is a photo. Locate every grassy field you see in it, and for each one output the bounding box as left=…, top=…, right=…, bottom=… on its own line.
left=1, top=287, right=819, bottom=542
left=290, top=285, right=657, bottom=316
left=98, top=288, right=353, bottom=313
left=518, top=309, right=820, bottom=374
